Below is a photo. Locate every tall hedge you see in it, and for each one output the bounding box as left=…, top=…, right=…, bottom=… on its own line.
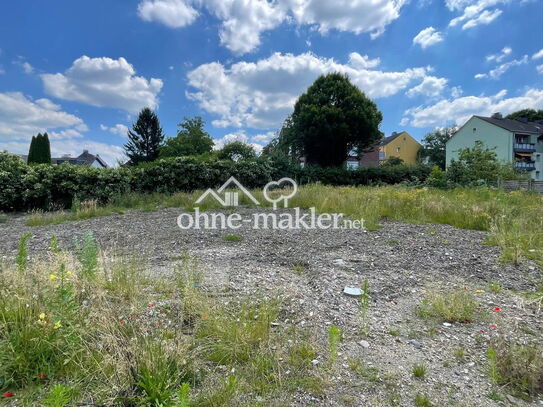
left=0, top=152, right=430, bottom=212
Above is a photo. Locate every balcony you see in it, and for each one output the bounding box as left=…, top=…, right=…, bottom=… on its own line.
left=514, top=143, right=536, bottom=152
left=515, top=161, right=536, bottom=171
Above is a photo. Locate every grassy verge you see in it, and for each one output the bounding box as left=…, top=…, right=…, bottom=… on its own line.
left=0, top=234, right=324, bottom=406
left=21, top=185, right=543, bottom=265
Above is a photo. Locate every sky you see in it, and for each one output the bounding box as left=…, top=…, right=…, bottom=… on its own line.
left=0, top=0, right=542, bottom=166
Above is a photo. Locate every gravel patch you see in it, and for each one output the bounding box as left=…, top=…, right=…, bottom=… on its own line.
left=1, top=208, right=542, bottom=406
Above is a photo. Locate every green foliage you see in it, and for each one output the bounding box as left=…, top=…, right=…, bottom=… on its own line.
left=447, top=141, right=518, bottom=185
left=505, top=109, right=543, bottom=122
left=285, top=73, right=383, bottom=167
left=419, top=127, right=455, bottom=169
left=217, top=141, right=257, bottom=161
left=42, top=384, right=74, bottom=407
left=381, top=156, right=404, bottom=166
left=27, top=133, right=52, bottom=165
left=414, top=393, right=432, bottom=407
left=16, top=232, right=32, bottom=273
left=417, top=289, right=479, bottom=323
left=76, top=232, right=99, bottom=279
left=160, top=116, right=214, bottom=158
left=426, top=166, right=450, bottom=189
left=124, top=107, right=165, bottom=165
left=412, top=364, right=427, bottom=378
left=358, top=279, right=370, bottom=337
left=327, top=325, right=342, bottom=365
left=487, top=340, right=543, bottom=395
left=223, top=234, right=242, bottom=242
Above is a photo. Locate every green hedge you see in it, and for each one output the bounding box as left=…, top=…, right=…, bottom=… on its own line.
left=0, top=152, right=430, bottom=211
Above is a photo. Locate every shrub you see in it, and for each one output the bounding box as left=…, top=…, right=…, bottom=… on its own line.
left=487, top=340, right=543, bottom=395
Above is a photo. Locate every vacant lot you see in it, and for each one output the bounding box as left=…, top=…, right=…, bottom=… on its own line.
left=1, top=206, right=542, bottom=406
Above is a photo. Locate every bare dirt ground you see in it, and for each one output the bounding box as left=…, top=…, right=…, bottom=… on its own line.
left=1, top=208, right=542, bottom=406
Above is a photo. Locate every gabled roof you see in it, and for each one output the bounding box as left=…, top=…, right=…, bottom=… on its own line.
left=76, top=151, right=109, bottom=167
left=474, top=116, right=543, bottom=134
left=379, top=132, right=402, bottom=146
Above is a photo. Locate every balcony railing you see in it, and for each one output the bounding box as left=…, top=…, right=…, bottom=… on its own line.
left=514, top=143, right=536, bottom=152
left=515, top=161, right=536, bottom=171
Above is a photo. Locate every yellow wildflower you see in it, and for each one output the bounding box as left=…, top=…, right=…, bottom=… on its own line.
left=54, top=321, right=62, bottom=329
left=474, top=289, right=485, bottom=294
left=66, top=271, right=73, bottom=276
left=49, top=274, right=57, bottom=280
left=39, top=313, right=46, bottom=320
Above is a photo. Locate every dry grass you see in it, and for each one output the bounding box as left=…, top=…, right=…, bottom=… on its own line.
left=0, top=234, right=323, bottom=406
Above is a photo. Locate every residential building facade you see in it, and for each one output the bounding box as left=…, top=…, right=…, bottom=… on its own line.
left=446, top=114, right=543, bottom=180
left=18, top=150, right=109, bottom=168
left=348, top=131, right=421, bottom=169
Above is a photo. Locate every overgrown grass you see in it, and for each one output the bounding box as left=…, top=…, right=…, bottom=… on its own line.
left=21, top=186, right=543, bottom=267
left=0, top=233, right=322, bottom=405
left=0, top=214, right=7, bottom=223
left=417, top=289, right=480, bottom=323
left=487, top=339, right=543, bottom=396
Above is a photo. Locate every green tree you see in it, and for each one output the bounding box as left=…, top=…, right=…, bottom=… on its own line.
left=124, top=108, right=165, bottom=165
left=217, top=141, right=256, bottom=161
left=419, top=127, right=455, bottom=169
left=447, top=141, right=517, bottom=185
left=160, top=116, right=214, bottom=158
left=505, top=109, right=543, bottom=122
left=283, top=73, right=383, bottom=167
left=27, top=133, right=51, bottom=164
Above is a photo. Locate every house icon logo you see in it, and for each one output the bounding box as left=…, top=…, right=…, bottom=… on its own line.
left=195, top=176, right=260, bottom=207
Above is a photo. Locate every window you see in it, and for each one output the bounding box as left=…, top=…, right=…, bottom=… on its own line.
left=346, top=161, right=359, bottom=170
left=537, top=154, right=541, bottom=163
left=536, top=171, right=540, bottom=180
left=379, top=151, right=385, bottom=161
left=396, top=147, right=401, bottom=153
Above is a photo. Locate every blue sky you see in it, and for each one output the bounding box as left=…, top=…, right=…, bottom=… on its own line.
left=0, top=0, right=542, bottom=166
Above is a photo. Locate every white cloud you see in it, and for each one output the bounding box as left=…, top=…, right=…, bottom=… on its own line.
left=138, top=0, right=406, bottom=54
left=402, top=88, right=543, bottom=127
left=537, top=64, right=543, bottom=74
left=413, top=27, right=444, bottom=49
left=101, top=123, right=129, bottom=137
left=22, top=62, right=34, bottom=74
left=449, top=0, right=507, bottom=30
left=475, top=55, right=528, bottom=79
left=41, top=56, right=163, bottom=113
left=445, top=0, right=473, bottom=10
left=251, top=131, right=276, bottom=144
left=138, top=0, right=198, bottom=28
left=486, top=46, right=511, bottom=63
left=0, top=92, right=84, bottom=141
left=451, top=86, right=463, bottom=98
left=213, top=131, right=263, bottom=153
left=406, top=76, right=447, bottom=98
left=187, top=52, right=432, bottom=129
left=533, top=49, right=543, bottom=60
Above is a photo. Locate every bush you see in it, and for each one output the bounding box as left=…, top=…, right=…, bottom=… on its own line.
left=0, top=152, right=431, bottom=212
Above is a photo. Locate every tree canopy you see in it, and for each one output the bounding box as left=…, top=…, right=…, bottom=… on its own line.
left=160, top=116, right=214, bottom=158
left=505, top=109, right=543, bottom=122
left=279, top=73, right=383, bottom=167
left=419, top=127, right=456, bottom=170
left=217, top=141, right=257, bottom=161
left=124, top=108, right=164, bottom=165
left=27, top=133, right=51, bottom=165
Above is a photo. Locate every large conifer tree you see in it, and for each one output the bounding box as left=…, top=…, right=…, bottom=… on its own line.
left=124, top=108, right=165, bottom=165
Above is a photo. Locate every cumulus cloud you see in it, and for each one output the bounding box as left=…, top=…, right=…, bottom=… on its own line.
left=449, top=0, right=506, bottom=30
left=0, top=92, right=84, bottom=141
left=486, top=46, right=511, bottom=63
left=537, top=65, right=543, bottom=74
left=138, top=0, right=406, bottom=54
left=402, top=88, right=543, bottom=128
left=213, top=131, right=264, bottom=153
left=101, top=123, right=129, bottom=137
left=187, top=52, right=432, bottom=129
left=533, top=49, right=543, bottom=60
left=138, top=0, right=199, bottom=28
left=475, top=55, right=528, bottom=79
left=406, top=76, right=447, bottom=98
left=41, top=56, right=163, bottom=113
left=413, top=27, right=444, bottom=49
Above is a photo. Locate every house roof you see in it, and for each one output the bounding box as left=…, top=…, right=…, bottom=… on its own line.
left=76, top=150, right=109, bottom=167
left=379, top=132, right=405, bottom=146
left=474, top=116, right=543, bottom=134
